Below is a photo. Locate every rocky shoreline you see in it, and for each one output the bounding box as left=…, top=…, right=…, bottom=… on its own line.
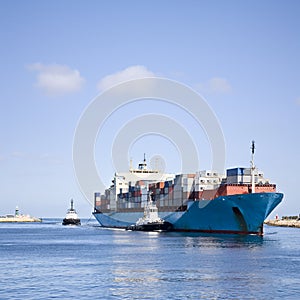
left=0, top=215, right=41, bottom=223
left=264, top=219, right=300, bottom=228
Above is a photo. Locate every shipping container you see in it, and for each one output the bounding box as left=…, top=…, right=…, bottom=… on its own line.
left=226, top=175, right=252, bottom=184
left=227, top=168, right=252, bottom=177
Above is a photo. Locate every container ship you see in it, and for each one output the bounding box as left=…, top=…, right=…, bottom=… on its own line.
left=93, top=142, right=283, bottom=235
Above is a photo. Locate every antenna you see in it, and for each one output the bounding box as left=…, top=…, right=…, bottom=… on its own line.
left=251, top=140, right=255, bottom=155
left=251, top=141, right=256, bottom=193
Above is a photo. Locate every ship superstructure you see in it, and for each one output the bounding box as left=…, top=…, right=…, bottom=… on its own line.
left=95, top=154, right=175, bottom=211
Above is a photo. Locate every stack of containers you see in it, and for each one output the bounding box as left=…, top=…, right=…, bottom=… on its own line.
left=173, top=175, right=183, bottom=207
left=141, top=187, right=148, bottom=208
left=173, top=174, right=194, bottom=206
left=95, top=192, right=101, bottom=210
left=95, top=188, right=112, bottom=210
left=226, top=168, right=252, bottom=184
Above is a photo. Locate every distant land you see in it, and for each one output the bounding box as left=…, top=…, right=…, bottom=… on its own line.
left=0, top=207, right=41, bottom=223
left=265, top=215, right=300, bottom=228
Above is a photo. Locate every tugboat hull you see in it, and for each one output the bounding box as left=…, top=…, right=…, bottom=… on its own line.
left=126, top=221, right=173, bottom=232
left=62, top=218, right=81, bottom=226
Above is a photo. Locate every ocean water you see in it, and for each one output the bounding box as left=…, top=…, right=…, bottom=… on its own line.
left=0, top=220, right=299, bottom=300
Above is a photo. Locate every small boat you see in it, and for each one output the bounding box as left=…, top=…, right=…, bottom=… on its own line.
left=126, top=195, right=173, bottom=231
left=62, top=199, right=81, bottom=225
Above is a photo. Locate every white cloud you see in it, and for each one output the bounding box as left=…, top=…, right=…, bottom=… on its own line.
left=196, top=77, right=232, bottom=95
left=97, top=65, right=155, bottom=91
left=28, top=63, right=85, bottom=96
left=11, top=151, right=26, bottom=158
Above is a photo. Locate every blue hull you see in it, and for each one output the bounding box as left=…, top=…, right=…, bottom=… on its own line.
left=93, top=192, right=283, bottom=235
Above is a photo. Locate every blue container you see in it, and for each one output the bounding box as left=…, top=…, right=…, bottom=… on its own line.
left=227, top=168, right=245, bottom=176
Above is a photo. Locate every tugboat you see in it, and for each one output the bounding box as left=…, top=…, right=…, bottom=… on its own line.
left=62, top=199, right=81, bottom=225
left=126, top=194, right=173, bottom=231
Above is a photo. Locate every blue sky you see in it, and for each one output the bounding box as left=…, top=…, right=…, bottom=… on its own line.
left=0, top=0, right=299, bottom=218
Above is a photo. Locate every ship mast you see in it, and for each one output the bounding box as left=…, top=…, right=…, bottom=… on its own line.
left=251, top=140, right=256, bottom=193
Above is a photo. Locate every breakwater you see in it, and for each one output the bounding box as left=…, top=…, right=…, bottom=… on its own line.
left=265, top=216, right=300, bottom=228
left=0, top=215, right=41, bottom=223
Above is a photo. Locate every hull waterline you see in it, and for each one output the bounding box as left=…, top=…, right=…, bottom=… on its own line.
left=93, top=192, right=283, bottom=235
